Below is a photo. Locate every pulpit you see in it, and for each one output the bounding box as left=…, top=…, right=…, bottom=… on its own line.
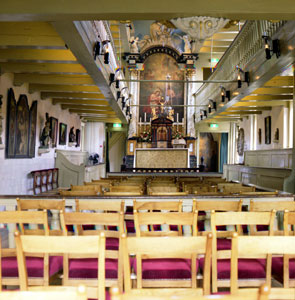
left=151, top=117, right=173, bottom=148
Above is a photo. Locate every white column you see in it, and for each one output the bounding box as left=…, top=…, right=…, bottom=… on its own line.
left=128, top=71, right=139, bottom=138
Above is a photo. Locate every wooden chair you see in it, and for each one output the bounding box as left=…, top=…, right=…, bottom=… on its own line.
left=133, top=202, right=199, bottom=288
left=16, top=198, right=65, bottom=235
left=110, top=283, right=270, bottom=300
left=122, top=234, right=212, bottom=295
left=271, top=210, right=295, bottom=288
left=249, top=200, right=295, bottom=235
left=60, top=201, right=124, bottom=292
left=133, top=200, right=184, bottom=237
left=0, top=210, right=62, bottom=288
left=59, top=190, right=99, bottom=196
left=193, top=199, right=243, bottom=235
left=231, top=234, right=295, bottom=299
left=211, top=210, right=276, bottom=293
left=71, top=184, right=102, bottom=194
left=15, top=232, right=106, bottom=300
left=0, top=285, right=87, bottom=300
left=223, top=186, right=256, bottom=194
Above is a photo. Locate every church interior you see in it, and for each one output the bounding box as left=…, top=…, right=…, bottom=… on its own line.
left=0, top=1, right=295, bottom=299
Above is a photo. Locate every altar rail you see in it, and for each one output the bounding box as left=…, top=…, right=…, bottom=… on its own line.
left=0, top=194, right=293, bottom=248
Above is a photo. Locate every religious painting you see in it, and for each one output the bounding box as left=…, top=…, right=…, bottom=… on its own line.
left=258, top=128, right=262, bottom=144
left=5, top=88, right=17, bottom=158
left=50, top=117, right=58, bottom=147
left=6, top=89, right=38, bottom=158
left=265, top=116, right=271, bottom=144
left=15, top=95, right=30, bottom=158
left=28, top=101, right=37, bottom=157
left=75, top=129, right=81, bottom=147
left=139, top=52, right=184, bottom=123
left=59, top=123, right=67, bottom=145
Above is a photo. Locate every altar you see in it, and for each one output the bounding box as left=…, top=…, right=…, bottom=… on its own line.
left=134, top=148, right=189, bottom=168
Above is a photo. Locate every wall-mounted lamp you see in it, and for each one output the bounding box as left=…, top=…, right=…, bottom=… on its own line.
left=203, top=110, right=207, bottom=118
left=93, top=41, right=101, bottom=60
left=115, top=79, right=120, bottom=89
left=226, top=90, right=231, bottom=101
left=116, top=91, right=121, bottom=101
left=121, top=96, right=126, bottom=109
left=208, top=99, right=216, bottom=113
left=236, top=66, right=250, bottom=88
left=220, top=86, right=226, bottom=102
left=109, top=73, right=115, bottom=85
left=104, top=48, right=109, bottom=64
left=262, top=35, right=280, bottom=60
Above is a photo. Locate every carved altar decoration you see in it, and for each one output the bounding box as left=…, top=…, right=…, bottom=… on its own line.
left=171, top=16, right=229, bottom=53
left=151, top=117, right=173, bottom=148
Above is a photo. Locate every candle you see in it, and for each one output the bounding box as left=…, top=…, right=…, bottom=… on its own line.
left=144, top=112, right=147, bottom=123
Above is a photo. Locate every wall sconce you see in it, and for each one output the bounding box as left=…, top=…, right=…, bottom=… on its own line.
left=115, top=79, right=120, bottom=89
left=262, top=35, right=280, bottom=60
left=104, top=48, right=109, bottom=64
left=226, top=90, right=231, bottom=101
left=116, top=91, right=121, bottom=101
left=121, top=96, right=125, bottom=109
left=220, top=86, right=226, bottom=102
left=208, top=99, right=216, bottom=113
left=203, top=110, right=207, bottom=118
left=93, top=41, right=100, bottom=60
left=236, top=66, right=250, bottom=88
left=109, top=73, right=115, bottom=85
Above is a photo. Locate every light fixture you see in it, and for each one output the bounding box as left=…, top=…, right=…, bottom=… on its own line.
left=116, top=91, right=121, bottom=101
left=203, top=110, right=207, bottom=118
left=115, top=79, right=120, bottom=89
left=262, top=35, right=280, bottom=60
left=226, top=90, right=231, bottom=101
left=121, top=96, right=125, bottom=109
left=104, top=48, right=109, bottom=64
left=109, top=73, right=115, bottom=85
left=220, top=86, right=226, bottom=102
left=236, top=66, right=250, bottom=88
left=208, top=99, right=216, bottom=112
left=93, top=41, right=101, bottom=60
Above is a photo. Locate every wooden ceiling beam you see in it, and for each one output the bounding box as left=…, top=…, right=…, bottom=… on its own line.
left=0, top=49, right=76, bottom=62
left=0, top=62, right=86, bottom=74
left=29, top=84, right=100, bottom=93
left=227, top=106, right=272, bottom=111
left=69, top=109, right=116, bottom=115
left=14, top=74, right=94, bottom=86
left=264, top=76, right=293, bottom=87
left=41, top=92, right=105, bottom=100
left=233, top=100, right=289, bottom=106
left=52, top=98, right=109, bottom=105
left=251, top=87, right=293, bottom=94
left=61, top=104, right=113, bottom=111
left=242, top=94, right=293, bottom=100
left=220, top=111, right=262, bottom=115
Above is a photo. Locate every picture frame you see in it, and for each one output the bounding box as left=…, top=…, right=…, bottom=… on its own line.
left=49, top=117, right=58, bottom=147
left=59, top=123, right=67, bottom=145
left=265, top=116, right=271, bottom=144
left=75, top=129, right=81, bottom=147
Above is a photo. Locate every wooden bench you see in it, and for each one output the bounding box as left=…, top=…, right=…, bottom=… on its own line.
left=31, top=168, right=58, bottom=195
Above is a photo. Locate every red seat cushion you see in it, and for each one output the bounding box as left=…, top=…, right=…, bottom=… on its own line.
left=106, top=238, right=119, bottom=251
left=134, top=258, right=193, bottom=280
left=199, top=258, right=266, bottom=279
left=272, top=256, right=295, bottom=281
left=217, top=239, right=231, bottom=250
left=2, top=256, right=63, bottom=278
left=69, top=258, right=117, bottom=279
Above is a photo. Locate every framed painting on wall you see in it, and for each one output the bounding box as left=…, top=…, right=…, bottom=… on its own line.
left=50, top=117, right=58, bottom=147
left=28, top=101, right=37, bottom=157
left=59, top=123, right=67, bottom=145
left=265, top=116, right=271, bottom=144
left=75, top=129, right=80, bottom=147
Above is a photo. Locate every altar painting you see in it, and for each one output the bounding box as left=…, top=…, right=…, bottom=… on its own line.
left=139, top=53, right=184, bottom=122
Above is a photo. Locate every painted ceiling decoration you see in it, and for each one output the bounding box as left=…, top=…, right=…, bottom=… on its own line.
left=171, top=16, right=229, bottom=52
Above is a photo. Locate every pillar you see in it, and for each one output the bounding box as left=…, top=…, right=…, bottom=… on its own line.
left=283, top=67, right=295, bottom=193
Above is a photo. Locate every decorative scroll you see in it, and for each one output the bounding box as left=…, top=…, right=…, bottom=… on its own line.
left=171, top=17, right=229, bottom=52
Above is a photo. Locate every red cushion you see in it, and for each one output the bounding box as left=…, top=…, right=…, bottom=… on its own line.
left=106, top=238, right=119, bottom=251
left=69, top=258, right=117, bottom=279
left=2, top=256, right=63, bottom=278
left=216, top=259, right=266, bottom=279
left=134, top=258, right=193, bottom=279
left=272, top=257, right=295, bottom=280
left=199, top=258, right=266, bottom=279
left=217, top=239, right=231, bottom=250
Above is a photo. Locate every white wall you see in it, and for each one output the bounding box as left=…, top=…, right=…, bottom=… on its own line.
left=83, top=122, right=105, bottom=163
left=0, top=73, right=81, bottom=195
left=237, top=106, right=288, bottom=163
